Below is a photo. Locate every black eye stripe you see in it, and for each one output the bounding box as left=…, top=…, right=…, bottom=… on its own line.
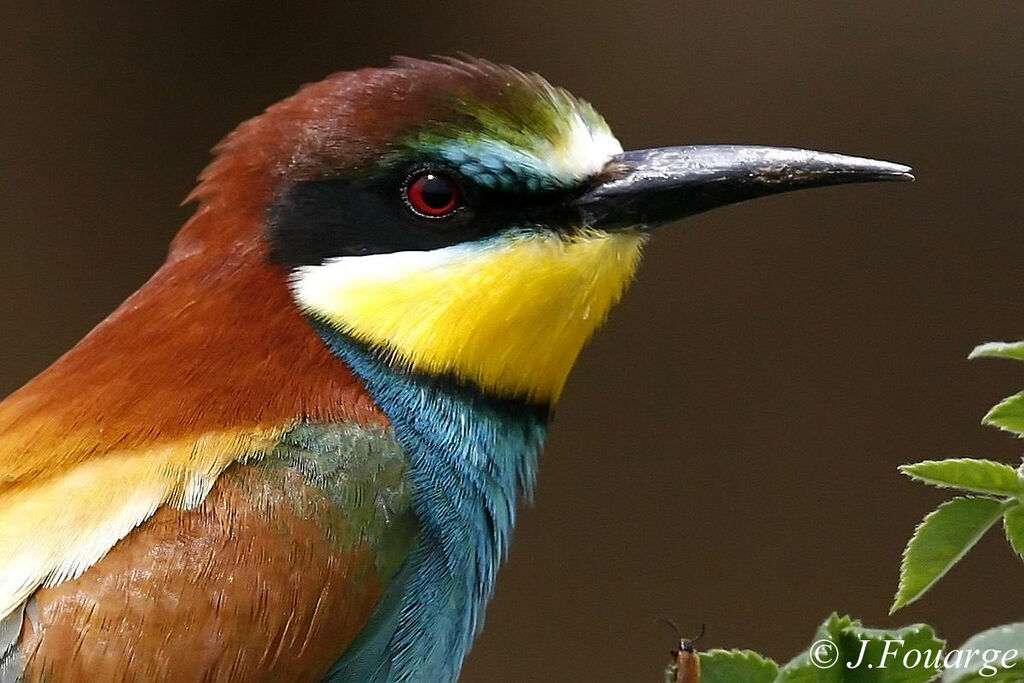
left=266, top=165, right=575, bottom=269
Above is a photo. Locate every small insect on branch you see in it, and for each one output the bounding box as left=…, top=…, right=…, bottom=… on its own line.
left=657, top=619, right=705, bottom=683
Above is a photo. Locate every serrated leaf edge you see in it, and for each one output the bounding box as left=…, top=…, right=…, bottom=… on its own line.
left=849, top=622, right=941, bottom=642
left=899, top=459, right=1024, bottom=496
left=1002, top=505, right=1024, bottom=562
left=891, top=496, right=1011, bottom=613
left=702, top=647, right=780, bottom=673
left=702, top=648, right=777, bottom=661
left=982, top=392, right=1024, bottom=438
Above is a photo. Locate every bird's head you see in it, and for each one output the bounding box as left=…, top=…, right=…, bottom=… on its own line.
left=181, top=57, right=911, bottom=408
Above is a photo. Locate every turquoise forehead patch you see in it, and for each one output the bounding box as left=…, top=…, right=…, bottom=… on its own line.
left=410, top=138, right=574, bottom=192
left=398, top=88, right=618, bottom=192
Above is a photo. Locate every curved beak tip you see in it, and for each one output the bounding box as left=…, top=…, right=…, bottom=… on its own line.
left=893, top=167, right=915, bottom=182
left=860, top=158, right=915, bottom=182
left=575, top=146, right=916, bottom=230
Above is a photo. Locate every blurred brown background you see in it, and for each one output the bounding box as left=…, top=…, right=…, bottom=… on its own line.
left=1, top=2, right=1022, bottom=680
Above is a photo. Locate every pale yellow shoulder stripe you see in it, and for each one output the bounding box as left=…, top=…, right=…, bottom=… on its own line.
left=0, top=426, right=285, bottom=621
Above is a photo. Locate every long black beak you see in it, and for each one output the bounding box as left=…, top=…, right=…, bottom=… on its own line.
left=573, top=145, right=913, bottom=231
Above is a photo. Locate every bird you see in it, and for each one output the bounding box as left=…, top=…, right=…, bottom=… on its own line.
left=0, top=57, right=911, bottom=682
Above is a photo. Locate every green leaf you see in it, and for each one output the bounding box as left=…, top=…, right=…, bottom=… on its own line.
left=700, top=649, right=778, bottom=683
left=778, top=614, right=944, bottom=682
left=775, top=614, right=854, bottom=683
left=968, top=341, right=1024, bottom=362
left=899, top=459, right=1024, bottom=497
left=775, top=656, right=843, bottom=683
left=1003, top=505, right=1024, bottom=561
left=941, top=622, right=1024, bottom=682
left=891, top=497, right=1007, bottom=612
left=838, top=623, right=944, bottom=683
left=982, top=393, right=1024, bottom=437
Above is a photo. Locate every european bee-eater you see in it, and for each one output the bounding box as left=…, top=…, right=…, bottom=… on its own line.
left=0, top=58, right=911, bottom=682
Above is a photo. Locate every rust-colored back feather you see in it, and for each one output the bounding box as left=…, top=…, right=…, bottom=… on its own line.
left=0, top=240, right=383, bottom=488
left=15, top=462, right=385, bottom=682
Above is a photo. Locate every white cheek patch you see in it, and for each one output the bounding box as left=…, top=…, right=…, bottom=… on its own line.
left=291, top=242, right=479, bottom=307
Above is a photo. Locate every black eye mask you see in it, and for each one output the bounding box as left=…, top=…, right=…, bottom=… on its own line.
left=265, top=164, right=577, bottom=268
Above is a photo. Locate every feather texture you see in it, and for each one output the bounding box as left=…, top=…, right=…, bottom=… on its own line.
left=320, top=331, right=548, bottom=682
left=9, top=433, right=406, bottom=682
left=293, top=231, right=645, bottom=402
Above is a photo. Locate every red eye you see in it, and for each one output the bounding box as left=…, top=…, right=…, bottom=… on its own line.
left=405, top=172, right=462, bottom=218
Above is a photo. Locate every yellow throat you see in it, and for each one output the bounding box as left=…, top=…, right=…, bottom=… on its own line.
left=291, top=230, right=646, bottom=403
